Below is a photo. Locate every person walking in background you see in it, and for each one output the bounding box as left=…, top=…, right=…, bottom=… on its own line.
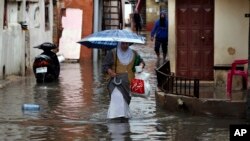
left=102, top=42, right=145, bottom=122
left=150, top=10, right=168, bottom=61
left=133, top=9, right=142, bottom=35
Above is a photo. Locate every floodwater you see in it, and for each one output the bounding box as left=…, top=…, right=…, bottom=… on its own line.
left=0, top=45, right=247, bottom=141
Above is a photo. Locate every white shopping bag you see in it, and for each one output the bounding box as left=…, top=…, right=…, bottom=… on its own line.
left=130, top=71, right=151, bottom=98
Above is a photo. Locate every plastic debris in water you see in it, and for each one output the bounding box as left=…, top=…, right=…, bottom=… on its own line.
left=22, top=104, right=40, bottom=111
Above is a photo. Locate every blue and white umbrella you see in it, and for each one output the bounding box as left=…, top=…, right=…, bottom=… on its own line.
left=77, top=29, right=145, bottom=49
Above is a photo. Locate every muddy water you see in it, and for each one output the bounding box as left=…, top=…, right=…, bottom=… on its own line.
left=0, top=45, right=247, bottom=141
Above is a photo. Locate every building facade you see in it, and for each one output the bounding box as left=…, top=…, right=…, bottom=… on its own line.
left=58, top=0, right=93, bottom=61
left=147, top=0, right=249, bottom=87
left=168, top=0, right=248, bottom=87
left=0, top=0, right=55, bottom=79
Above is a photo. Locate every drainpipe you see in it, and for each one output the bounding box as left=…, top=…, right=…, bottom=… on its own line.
left=93, top=0, right=99, bottom=62
left=93, top=0, right=99, bottom=80
left=247, top=0, right=250, bottom=121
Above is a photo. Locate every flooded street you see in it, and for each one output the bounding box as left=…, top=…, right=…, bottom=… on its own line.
left=0, top=44, right=247, bottom=141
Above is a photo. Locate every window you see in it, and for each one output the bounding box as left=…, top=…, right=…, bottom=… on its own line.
left=3, top=0, right=7, bottom=28
left=45, top=3, right=50, bottom=30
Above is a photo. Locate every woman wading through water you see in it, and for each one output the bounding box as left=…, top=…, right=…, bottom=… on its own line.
left=102, top=42, right=145, bottom=122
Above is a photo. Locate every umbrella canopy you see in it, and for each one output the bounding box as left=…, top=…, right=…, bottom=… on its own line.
left=77, top=29, right=145, bottom=49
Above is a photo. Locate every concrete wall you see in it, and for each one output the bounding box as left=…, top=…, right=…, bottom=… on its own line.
left=58, top=8, right=82, bottom=60
left=168, top=0, right=176, bottom=72
left=0, top=2, right=26, bottom=77
left=0, top=1, right=4, bottom=78
left=168, top=0, right=249, bottom=74
left=62, top=0, right=93, bottom=61
left=2, top=23, right=25, bottom=76
left=214, top=0, right=249, bottom=64
left=0, top=0, right=53, bottom=79
left=28, top=0, right=53, bottom=69
left=155, top=91, right=246, bottom=118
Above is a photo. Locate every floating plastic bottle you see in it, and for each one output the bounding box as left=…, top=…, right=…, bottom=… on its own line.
left=22, top=104, right=40, bottom=111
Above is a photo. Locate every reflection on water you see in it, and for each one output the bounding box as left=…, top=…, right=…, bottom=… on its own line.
left=0, top=56, right=248, bottom=140
left=107, top=122, right=131, bottom=141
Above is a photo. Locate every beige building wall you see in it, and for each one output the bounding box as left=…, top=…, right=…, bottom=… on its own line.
left=146, top=0, right=160, bottom=30
left=168, top=0, right=176, bottom=72
left=214, top=0, right=249, bottom=64
left=168, top=0, right=249, bottom=73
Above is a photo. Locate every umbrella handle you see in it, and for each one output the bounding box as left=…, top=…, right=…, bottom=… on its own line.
left=113, top=77, right=122, bottom=85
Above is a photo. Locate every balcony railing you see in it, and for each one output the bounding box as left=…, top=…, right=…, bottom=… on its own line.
left=155, top=61, right=200, bottom=98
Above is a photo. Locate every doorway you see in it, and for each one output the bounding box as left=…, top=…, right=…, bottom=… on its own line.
left=176, top=0, right=214, bottom=80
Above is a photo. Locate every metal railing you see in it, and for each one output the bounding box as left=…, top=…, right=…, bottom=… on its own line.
left=155, top=61, right=200, bottom=98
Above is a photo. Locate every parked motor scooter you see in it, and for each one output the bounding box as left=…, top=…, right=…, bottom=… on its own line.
left=33, top=42, right=60, bottom=83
